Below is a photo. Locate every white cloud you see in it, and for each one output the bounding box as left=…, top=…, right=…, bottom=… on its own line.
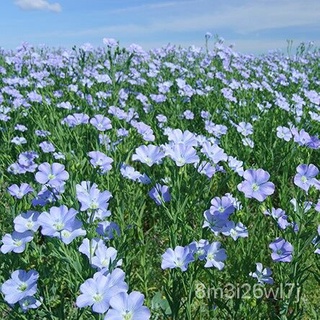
left=14, top=0, right=61, bottom=12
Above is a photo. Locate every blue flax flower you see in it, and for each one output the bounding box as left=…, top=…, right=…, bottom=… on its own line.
left=197, top=161, right=217, bottom=178
left=96, top=221, right=120, bottom=240
left=1, top=231, right=33, bottom=254
left=264, top=208, right=291, bottom=230
left=76, top=181, right=112, bottom=219
left=249, top=263, right=274, bottom=284
left=91, top=242, right=119, bottom=271
left=8, top=151, right=38, bottom=174
left=103, top=38, right=118, bottom=47
left=120, top=164, right=143, bottom=182
left=76, top=270, right=128, bottom=314
left=1, top=269, right=39, bottom=304
left=39, top=141, right=55, bottom=153
left=237, top=169, right=275, bottom=202
left=131, top=145, right=164, bottom=167
left=269, top=238, right=293, bottom=262
left=38, top=205, right=86, bottom=244
left=88, top=151, right=113, bottom=173
left=291, top=127, right=312, bottom=146
left=165, top=143, right=199, bottom=167
left=202, top=210, right=229, bottom=235
left=120, top=164, right=151, bottom=185
left=276, top=126, right=292, bottom=141
left=131, top=121, right=155, bottom=142
left=104, top=291, right=150, bottom=319
left=79, top=238, right=103, bottom=261
left=165, top=128, right=198, bottom=146
left=294, top=164, right=319, bottom=193
left=221, top=221, right=248, bottom=240
left=7, top=183, right=33, bottom=199
left=19, top=296, right=41, bottom=312
left=210, top=196, right=235, bottom=217
left=90, top=114, right=112, bottom=131
left=11, top=136, right=27, bottom=145
left=235, top=122, right=253, bottom=136
left=204, top=242, right=227, bottom=269
left=228, top=156, right=244, bottom=176
left=14, top=124, right=28, bottom=132
left=32, top=185, right=62, bottom=206
left=188, top=239, right=209, bottom=261
left=183, top=110, right=194, bottom=120
left=35, top=162, right=69, bottom=188
left=200, top=141, right=228, bottom=164
left=161, top=246, right=194, bottom=271
left=148, top=184, right=171, bottom=205
left=13, top=211, right=40, bottom=233
left=61, top=113, right=89, bottom=127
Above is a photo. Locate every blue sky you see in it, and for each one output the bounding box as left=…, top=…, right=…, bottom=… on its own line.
left=0, top=0, right=319, bottom=54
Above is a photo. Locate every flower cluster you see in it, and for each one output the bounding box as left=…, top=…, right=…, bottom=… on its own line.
left=161, top=240, right=227, bottom=271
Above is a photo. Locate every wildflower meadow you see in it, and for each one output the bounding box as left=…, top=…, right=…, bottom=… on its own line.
left=0, top=36, right=319, bottom=319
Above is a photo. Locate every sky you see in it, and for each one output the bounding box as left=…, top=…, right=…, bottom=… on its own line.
left=0, top=0, right=319, bottom=55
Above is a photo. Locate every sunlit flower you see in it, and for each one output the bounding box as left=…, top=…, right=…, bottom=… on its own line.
left=161, top=246, right=194, bottom=272
left=1, top=269, right=39, bottom=304
left=249, top=263, right=273, bottom=284
left=104, top=291, right=150, bottom=319
left=294, top=164, right=319, bottom=192
left=76, top=270, right=128, bottom=314
left=204, top=242, right=227, bottom=269
left=237, top=169, right=275, bottom=202
left=269, top=238, right=293, bottom=262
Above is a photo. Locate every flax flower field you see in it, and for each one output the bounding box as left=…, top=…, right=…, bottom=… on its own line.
left=0, top=37, right=319, bottom=319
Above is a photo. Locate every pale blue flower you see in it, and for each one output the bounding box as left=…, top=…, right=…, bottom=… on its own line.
left=76, top=270, right=128, bottom=314
left=104, top=291, right=150, bottom=319
left=249, top=263, right=274, bottom=284
left=161, top=246, right=194, bottom=272
left=204, top=242, right=227, bottom=269
left=1, top=269, right=39, bottom=304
